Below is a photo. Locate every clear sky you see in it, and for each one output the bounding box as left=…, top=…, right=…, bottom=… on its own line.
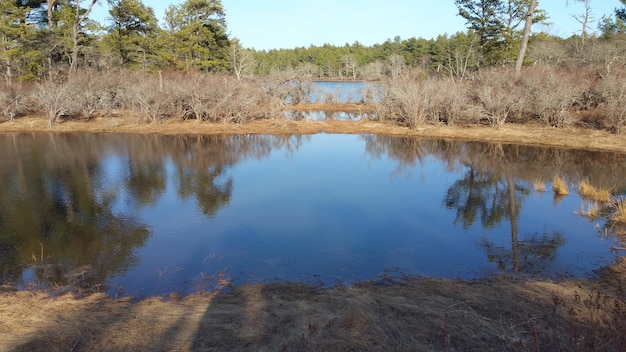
left=92, top=0, right=620, bottom=50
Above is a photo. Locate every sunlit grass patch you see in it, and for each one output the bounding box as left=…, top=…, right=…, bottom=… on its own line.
left=533, top=178, right=547, bottom=192
left=578, top=180, right=612, bottom=203
left=552, top=175, right=569, bottom=196
left=611, top=199, right=626, bottom=224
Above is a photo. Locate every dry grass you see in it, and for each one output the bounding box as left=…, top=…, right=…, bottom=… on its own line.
left=552, top=175, right=570, bottom=196
left=2, top=115, right=626, bottom=154
left=2, top=271, right=626, bottom=352
left=611, top=199, right=626, bottom=224
left=578, top=180, right=613, bottom=203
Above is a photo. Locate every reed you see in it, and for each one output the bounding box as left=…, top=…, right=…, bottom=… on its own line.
left=611, top=199, right=626, bottom=224
left=552, top=175, right=569, bottom=196
left=578, top=180, right=612, bottom=203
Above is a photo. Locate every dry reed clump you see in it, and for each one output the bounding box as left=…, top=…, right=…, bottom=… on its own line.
left=552, top=175, right=569, bottom=196
left=611, top=199, right=626, bottom=224
left=578, top=180, right=612, bottom=203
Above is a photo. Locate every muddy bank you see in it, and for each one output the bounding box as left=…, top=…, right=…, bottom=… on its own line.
left=1, top=259, right=626, bottom=352
left=1, top=116, right=626, bottom=153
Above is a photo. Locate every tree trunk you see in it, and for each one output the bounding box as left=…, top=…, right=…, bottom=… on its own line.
left=514, top=0, right=537, bottom=76
left=70, top=0, right=99, bottom=72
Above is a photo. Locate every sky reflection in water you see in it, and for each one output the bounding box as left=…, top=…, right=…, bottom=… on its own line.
left=0, top=133, right=624, bottom=298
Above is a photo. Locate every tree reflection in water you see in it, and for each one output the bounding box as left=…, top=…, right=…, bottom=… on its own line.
left=361, top=135, right=626, bottom=274
left=0, top=133, right=306, bottom=293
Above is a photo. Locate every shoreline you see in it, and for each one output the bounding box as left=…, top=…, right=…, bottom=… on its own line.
left=1, top=260, right=625, bottom=351
left=2, top=115, right=626, bottom=154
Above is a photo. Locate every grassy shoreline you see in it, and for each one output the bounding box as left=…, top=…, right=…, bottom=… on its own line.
left=1, top=261, right=625, bottom=351
left=2, top=114, right=626, bottom=154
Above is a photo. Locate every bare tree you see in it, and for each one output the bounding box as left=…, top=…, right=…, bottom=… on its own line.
left=387, top=53, right=405, bottom=79
left=230, top=39, right=255, bottom=80
left=571, top=0, right=595, bottom=44
left=341, top=54, right=359, bottom=80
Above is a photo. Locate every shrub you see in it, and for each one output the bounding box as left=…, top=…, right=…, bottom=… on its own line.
left=517, top=67, right=582, bottom=128
left=35, top=81, right=77, bottom=126
left=595, top=74, right=626, bottom=134
left=470, top=69, right=520, bottom=127
left=0, top=84, right=28, bottom=122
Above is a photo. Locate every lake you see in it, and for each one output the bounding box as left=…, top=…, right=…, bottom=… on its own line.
left=310, top=81, right=382, bottom=103
left=0, top=133, right=624, bottom=298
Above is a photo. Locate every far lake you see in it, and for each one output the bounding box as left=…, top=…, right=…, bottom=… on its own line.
left=0, top=133, right=624, bottom=298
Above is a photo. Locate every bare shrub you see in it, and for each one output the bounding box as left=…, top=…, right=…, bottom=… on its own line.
left=595, top=74, right=626, bottom=134
left=379, top=78, right=428, bottom=127
left=35, top=81, right=77, bottom=126
left=379, top=77, right=468, bottom=128
left=166, top=73, right=272, bottom=123
left=424, top=79, right=468, bottom=125
left=470, top=69, right=519, bottom=127
left=528, top=38, right=569, bottom=67
left=64, top=71, right=120, bottom=119
left=517, top=67, right=583, bottom=128
left=0, top=84, right=28, bottom=122
left=123, top=76, right=174, bottom=123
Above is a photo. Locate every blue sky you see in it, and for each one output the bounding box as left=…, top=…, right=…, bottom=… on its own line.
left=92, top=0, right=620, bottom=50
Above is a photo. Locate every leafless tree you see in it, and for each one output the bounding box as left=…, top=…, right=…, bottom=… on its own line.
left=341, top=54, right=359, bottom=80
left=230, top=39, right=255, bottom=80
left=387, top=53, right=405, bottom=79
left=571, top=0, right=595, bottom=44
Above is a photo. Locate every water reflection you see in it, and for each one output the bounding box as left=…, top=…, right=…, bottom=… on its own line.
left=0, top=133, right=624, bottom=297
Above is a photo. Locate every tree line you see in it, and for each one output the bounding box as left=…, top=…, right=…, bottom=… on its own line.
left=1, top=0, right=231, bottom=83
left=1, top=0, right=625, bottom=83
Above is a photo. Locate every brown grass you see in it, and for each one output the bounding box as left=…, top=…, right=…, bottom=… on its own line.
left=578, top=180, right=613, bottom=203
left=2, top=270, right=626, bottom=352
left=552, top=175, right=570, bottom=196
left=2, top=115, right=626, bottom=154
left=612, top=199, right=626, bottom=224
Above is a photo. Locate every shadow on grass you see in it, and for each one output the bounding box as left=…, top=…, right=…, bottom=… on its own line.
left=3, top=262, right=626, bottom=351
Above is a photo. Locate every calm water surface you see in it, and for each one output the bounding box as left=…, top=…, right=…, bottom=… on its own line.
left=0, top=133, right=624, bottom=297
